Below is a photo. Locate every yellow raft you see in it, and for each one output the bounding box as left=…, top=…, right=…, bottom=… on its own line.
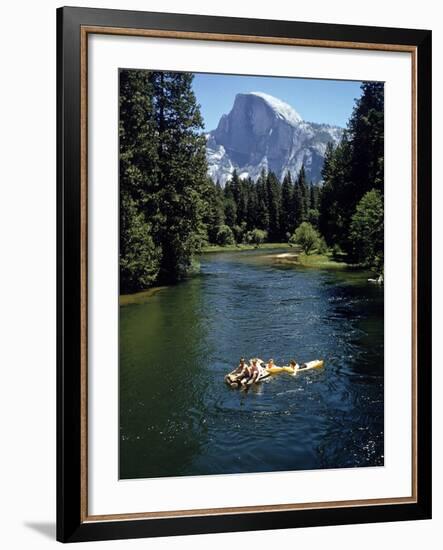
left=225, top=360, right=324, bottom=388
left=267, top=360, right=324, bottom=375
left=266, top=365, right=296, bottom=374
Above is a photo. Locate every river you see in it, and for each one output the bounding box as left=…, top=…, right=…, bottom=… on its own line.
left=119, top=249, right=384, bottom=479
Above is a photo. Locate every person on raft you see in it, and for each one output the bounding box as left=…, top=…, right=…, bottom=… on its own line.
left=241, top=357, right=261, bottom=386
left=288, top=359, right=298, bottom=372
left=265, top=358, right=277, bottom=370
left=288, top=359, right=308, bottom=372
left=232, top=357, right=248, bottom=377
left=225, top=357, right=248, bottom=386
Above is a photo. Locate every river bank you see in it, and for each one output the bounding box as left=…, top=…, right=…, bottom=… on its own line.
left=119, top=286, right=168, bottom=306
left=270, top=251, right=348, bottom=269
left=202, top=243, right=348, bottom=269
left=201, top=242, right=291, bottom=253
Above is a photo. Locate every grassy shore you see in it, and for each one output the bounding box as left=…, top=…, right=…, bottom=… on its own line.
left=201, top=243, right=347, bottom=269
left=295, top=252, right=348, bottom=269
left=119, top=286, right=167, bottom=306
left=270, top=250, right=348, bottom=269
left=201, top=242, right=291, bottom=254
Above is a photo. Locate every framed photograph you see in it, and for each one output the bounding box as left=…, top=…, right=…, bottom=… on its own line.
left=57, top=6, right=432, bottom=543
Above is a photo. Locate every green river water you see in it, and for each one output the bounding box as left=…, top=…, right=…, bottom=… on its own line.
left=120, top=249, right=384, bottom=479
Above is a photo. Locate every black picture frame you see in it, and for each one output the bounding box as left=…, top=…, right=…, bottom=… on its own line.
left=57, top=6, right=432, bottom=543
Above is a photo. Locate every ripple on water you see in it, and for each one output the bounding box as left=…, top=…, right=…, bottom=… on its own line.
left=119, top=250, right=384, bottom=479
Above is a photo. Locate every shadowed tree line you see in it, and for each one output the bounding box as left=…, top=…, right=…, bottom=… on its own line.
left=120, top=70, right=384, bottom=294
left=119, top=69, right=208, bottom=293
left=319, top=82, right=384, bottom=270
left=205, top=165, right=321, bottom=247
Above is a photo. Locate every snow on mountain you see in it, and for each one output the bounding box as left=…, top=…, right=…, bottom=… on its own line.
left=206, top=92, right=343, bottom=186
left=249, top=92, right=303, bottom=126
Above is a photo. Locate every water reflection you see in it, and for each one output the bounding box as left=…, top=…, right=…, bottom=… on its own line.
left=120, top=277, right=211, bottom=478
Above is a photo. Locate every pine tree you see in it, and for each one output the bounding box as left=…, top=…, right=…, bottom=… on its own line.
left=318, top=136, right=351, bottom=248
left=228, top=170, right=240, bottom=223
left=119, top=69, right=159, bottom=205
left=266, top=171, right=281, bottom=241
left=246, top=177, right=259, bottom=230
left=309, top=181, right=318, bottom=211
left=321, top=142, right=335, bottom=184
left=349, top=189, right=384, bottom=269
left=238, top=178, right=249, bottom=226
left=318, top=81, right=384, bottom=253
left=300, top=165, right=309, bottom=219
left=348, top=82, right=384, bottom=196
left=306, top=181, right=320, bottom=228
left=293, top=164, right=308, bottom=227
left=256, top=169, right=270, bottom=231
left=150, top=71, right=209, bottom=281
left=281, top=171, right=294, bottom=238
left=119, top=69, right=162, bottom=292
left=202, top=177, right=225, bottom=243
left=223, top=197, right=237, bottom=228
left=120, top=191, right=161, bottom=292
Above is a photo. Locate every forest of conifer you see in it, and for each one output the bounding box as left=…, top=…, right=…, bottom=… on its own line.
left=120, top=69, right=384, bottom=293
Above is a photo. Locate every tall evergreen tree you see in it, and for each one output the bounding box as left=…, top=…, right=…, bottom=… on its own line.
left=306, top=181, right=320, bottom=227
left=120, top=191, right=161, bottom=292
left=266, top=171, right=281, bottom=241
left=229, top=170, right=244, bottom=224
left=256, top=169, right=270, bottom=231
left=293, top=164, right=308, bottom=227
left=319, top=136, right=351, bottom=247
left=349, top=189, right=384, bottom=269
left=281, top=171, right=294, bottom=237
left=202, top=177, right=225, bottom=243
left=246, top=177, right=259, bottom=230
left=309, top=181, right=319, bottom=211
left=348, top=82, right=384, bottom=196
left=119, top=69, right=162, bottom=292
left=301, top=166, right=310, bottom=217
left=223, top=197, right=237, bottom=228
left=320, top=142, right=335, bottom=185
left=238, top=178, right=249, bottom=225
left=150, top=71, right=208, bottom=282
left=318, top=81, right=384, bottom=254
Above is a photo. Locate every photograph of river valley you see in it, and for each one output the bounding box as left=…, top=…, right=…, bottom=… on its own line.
left=119, top=69, right=384, bottom=479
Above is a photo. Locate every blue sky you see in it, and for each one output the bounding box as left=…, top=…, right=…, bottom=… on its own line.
left=192, top=72, right=363, bottom=131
